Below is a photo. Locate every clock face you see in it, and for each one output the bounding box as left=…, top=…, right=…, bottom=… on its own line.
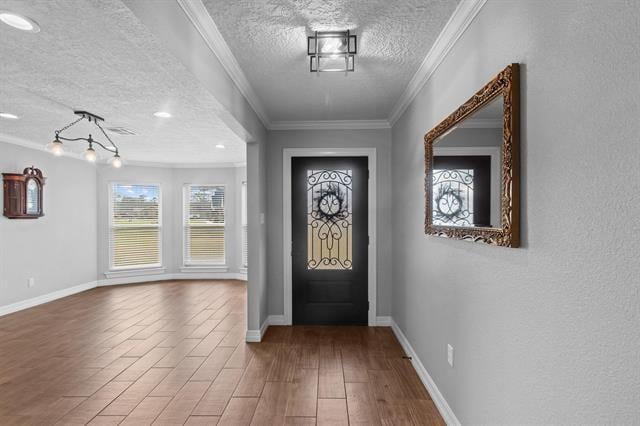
left=26, top=178, right=40, bottom=215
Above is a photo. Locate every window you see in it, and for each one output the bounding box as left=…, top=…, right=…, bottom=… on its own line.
left=184, top=185, right=225, bottom=265
left=110, top=184, right=161, bottom=270
left=241, top=181, right=248, bottom=268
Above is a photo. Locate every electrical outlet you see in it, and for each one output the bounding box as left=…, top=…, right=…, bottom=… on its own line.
left=447, top=344, right=454, bottom=367
left=28, top=277, right=35, bottom=288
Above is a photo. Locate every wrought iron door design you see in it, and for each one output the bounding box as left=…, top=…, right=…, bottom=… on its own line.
left=307, top=169, right=353, bottom=270
left=432, top=168, right=474, bottom=226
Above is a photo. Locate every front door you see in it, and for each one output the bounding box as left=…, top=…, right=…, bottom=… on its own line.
left=291, top=157, right=368, bottom=325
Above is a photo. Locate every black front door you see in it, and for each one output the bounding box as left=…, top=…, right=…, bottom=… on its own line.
left=292, top=157, right=368, bottom=325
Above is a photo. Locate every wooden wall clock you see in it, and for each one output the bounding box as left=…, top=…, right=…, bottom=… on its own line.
left=3, top=166, right=46, bottom=219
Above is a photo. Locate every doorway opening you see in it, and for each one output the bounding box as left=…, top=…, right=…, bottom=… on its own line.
left=283, top=148, right=377, bottom=326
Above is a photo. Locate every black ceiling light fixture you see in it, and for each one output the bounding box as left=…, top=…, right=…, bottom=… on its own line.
left=48, top=111, right=123, bottom=168
left=308, top=30, right=357, bottom=73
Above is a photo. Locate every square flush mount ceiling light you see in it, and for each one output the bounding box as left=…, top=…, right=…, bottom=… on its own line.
left=308, top=30, right=357, bottom=72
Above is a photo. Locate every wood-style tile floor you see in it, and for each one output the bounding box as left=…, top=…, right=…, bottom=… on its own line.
left=0, top=280, right=444, bottom=425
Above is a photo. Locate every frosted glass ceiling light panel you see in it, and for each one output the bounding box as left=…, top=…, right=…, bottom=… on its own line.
left=308, top=30, right=357, bottom=72
left=310, top=55, right=355, bottom=73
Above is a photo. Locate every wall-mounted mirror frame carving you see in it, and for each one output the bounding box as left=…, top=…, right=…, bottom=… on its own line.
left=424, top=63, right=520, bottom=247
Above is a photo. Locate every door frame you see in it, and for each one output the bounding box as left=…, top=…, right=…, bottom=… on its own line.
left=283, top=148, right=377, bottom=326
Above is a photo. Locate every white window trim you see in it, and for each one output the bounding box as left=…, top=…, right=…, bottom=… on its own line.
left=107, top=182, right=163, bottom=273
left=182, top=183, right=227, bottom=268
left=179, top=266, right=229, bottom=273
left=104, top=267, right=166, bottom=278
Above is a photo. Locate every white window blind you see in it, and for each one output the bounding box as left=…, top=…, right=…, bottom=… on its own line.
left=184, top=185, right=225, bottom=265
left=241, top=181, right=248, bottom=268
left=110, top=184, right=161, bottom=269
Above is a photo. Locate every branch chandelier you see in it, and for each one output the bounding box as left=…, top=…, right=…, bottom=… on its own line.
left=308, top=30, right=357, bottom=72
left=48, top=110, right=123, bottom=168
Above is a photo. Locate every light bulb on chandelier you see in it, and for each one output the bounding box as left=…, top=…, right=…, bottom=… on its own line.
left=109, top=153, right=123, bottom=169
left=84, top=143, right=97, bottom=163
left=47, top=135, right=65, bottom=157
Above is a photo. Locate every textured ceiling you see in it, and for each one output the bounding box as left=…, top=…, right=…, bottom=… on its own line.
left=203, top=0, right=460, bottom=121
left=0, top=0, right=245, bottom=165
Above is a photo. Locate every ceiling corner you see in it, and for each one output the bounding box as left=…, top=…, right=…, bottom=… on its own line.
left=387, top=0, right=488, bottom=126
left=176, top=0, right=271, bottom=128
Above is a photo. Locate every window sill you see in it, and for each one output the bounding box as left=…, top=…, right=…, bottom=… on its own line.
left=180, top=266, right=229, bottom=273
left=104, top=266, right=166, bottom=278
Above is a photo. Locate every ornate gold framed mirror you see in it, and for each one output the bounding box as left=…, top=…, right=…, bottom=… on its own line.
left=424, top=63, right=520, bottom=247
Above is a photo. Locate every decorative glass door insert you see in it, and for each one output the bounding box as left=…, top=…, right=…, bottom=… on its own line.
left=306, top=169, right=352, bottom=270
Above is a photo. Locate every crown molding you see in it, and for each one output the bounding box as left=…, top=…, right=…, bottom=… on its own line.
left=177, top=0, right=485, bottom=132
left=388, top=0, right=487, bottom=126
left=269, top=120, right=391, bottom=131
left=123, top=160, right=246, bottom=169
left=176, top=0, right=271, bottom=128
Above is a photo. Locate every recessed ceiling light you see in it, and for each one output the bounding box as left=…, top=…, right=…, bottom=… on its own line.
left=215, top=144, right=225, bottom=149
left=153, top=111, right=172, bottom=118
left=0, top=11, right=40, bottom=33
left=0, top=112, right=19, bottom=120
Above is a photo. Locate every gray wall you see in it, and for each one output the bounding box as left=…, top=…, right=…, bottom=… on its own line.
left=391, top=0, right=640, bottom=423
left=247, top=141, right=269, bottom=329
left=438, top=127, right=501, bottom=147
left=265, top=129, right=393, bottom=317
left=0, top=142, right=97, bottom=306
left=96, top=164, right=246, bottom=278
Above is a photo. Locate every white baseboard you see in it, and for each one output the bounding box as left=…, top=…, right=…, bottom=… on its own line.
left=245, top=314, right=286, bottom=342
left=0, top=275, right=248, bottom=317
left=245, top=329, right=262, bottom=342
left=390, top=319, right=460, bottom=426
left=245, top=315, right=391, bottom=343
left=98, top=274, right=172, bottom=286
left=0, top=280, right=98, bottom=317
left=98, top=272, right=247, bottom=286
left=266, top=315, right=286, bottom=325
left=246, top=316, right=270, bottom=342
left=169, top=272, right=247, bottom=281
left=375, top=316, right=393, bottom=326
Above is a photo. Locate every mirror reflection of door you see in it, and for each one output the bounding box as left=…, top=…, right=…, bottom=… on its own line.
left=26, top=179, right=40, bottom=215
left=431, top=95, right=503, bottom=229
left=433, top=156, right=491, bottom=227
left=291, top=157, right=368, bottom=325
